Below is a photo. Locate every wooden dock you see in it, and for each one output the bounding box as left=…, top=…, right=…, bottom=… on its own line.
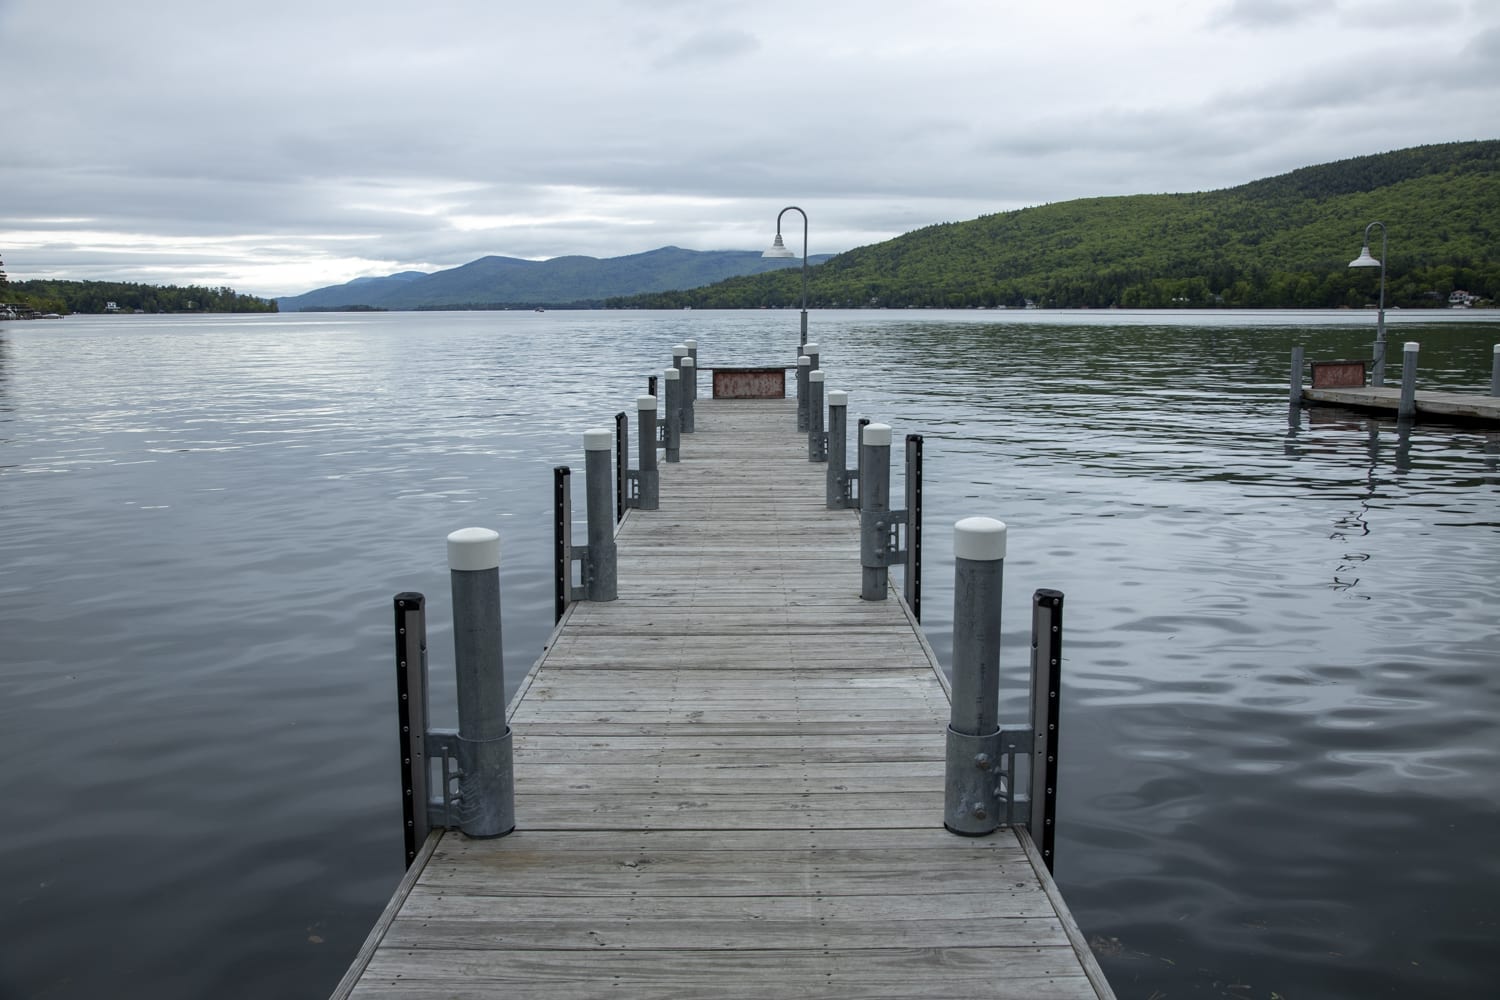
left=333, top=397, right=1115, bottom=999
left=1302, top=385, right=1500, bottom=423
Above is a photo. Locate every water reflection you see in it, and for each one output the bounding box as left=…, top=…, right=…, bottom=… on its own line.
left=2, top=311, right=1498, bottom=1000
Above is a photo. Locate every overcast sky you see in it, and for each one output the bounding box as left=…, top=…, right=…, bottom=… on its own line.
left=3, top=0, right=1496, bottom=298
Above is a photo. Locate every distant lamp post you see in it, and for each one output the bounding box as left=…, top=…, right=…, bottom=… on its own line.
left=763, top=206, right=809, bottom=347
left=1349, top=221, right=1388, bottom=386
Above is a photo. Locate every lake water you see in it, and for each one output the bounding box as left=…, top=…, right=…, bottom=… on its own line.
left=2, top=309, right=1497, bottom=999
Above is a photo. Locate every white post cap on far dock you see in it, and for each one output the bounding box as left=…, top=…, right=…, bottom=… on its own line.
left=862, top=422, right=892, bottom=447
left=637, top=394, right=657, bottom=410
left=584, top=428, right=613, bottom=451
left=828, top=390, right=848, bottom=406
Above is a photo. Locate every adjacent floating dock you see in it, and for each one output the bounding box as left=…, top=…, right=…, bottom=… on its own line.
left=1301, top=385, right=1500, bottom=423
left=1293, top=342, right=1500, bottom=425
left=333, top=397, right=1115, bottom=999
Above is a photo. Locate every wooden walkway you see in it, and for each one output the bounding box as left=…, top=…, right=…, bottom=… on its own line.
left=1302, top=385, right=1500, bottom=423
left=334, top=398, right=1115, bottom=999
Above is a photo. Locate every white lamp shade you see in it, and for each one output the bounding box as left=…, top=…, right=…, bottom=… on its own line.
left=1348, top=246, right=1381, bottom=268
left=762, top=233, right=796, bottom=259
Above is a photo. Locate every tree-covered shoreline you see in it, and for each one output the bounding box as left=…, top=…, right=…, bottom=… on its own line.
left=0, top=276, right=278, bottom=316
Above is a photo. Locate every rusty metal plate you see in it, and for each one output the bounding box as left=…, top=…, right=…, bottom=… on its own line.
left=713, top=367, right=786, bottom=399
left=1311, top=361, right=1368, bottom=388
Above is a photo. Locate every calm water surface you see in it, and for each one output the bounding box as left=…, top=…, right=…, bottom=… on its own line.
left=2, top=310, right=1497, bottom=999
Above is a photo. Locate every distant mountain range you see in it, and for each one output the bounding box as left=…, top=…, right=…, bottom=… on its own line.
left=277, top=247, right=835, bottom=311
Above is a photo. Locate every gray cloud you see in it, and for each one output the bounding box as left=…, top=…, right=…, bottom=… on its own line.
left=1, top=0, right=1494, bottom=297
left=1214, top=0, right=1337, bottom=29
left=651, top=27, right=761, bottom=69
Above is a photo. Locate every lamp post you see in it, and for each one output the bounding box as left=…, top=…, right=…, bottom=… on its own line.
left=763, top=205, right=809, bottom=347
left=1349, top=221, right=1388, bottom=386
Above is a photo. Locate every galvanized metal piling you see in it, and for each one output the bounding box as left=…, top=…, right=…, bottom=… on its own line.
left=808, top=370, right=826, bottom=461
left=1289, top=346, right=1304, bottom=408
left=672, top=343, right=688, bottom=372
left=803, top=342, right=820, bottom=383
left=1400, top=341, right=1420, bottom=419
left=1491, top=344, right=1499, bottom=397
left=447, top=527, right=516, bottom=839
left=685, top=338, right=698, bottom=365
left=681, top=357, right=696, bottom=433
left=1028, top=589, right=1064, bottom=872
left=859, top=422, right=892, bottom=601
left=663, top=369, right=682, bottom=463
left=634, top=395, right=659, bottom=511
left=944, top=517, right=1006, bottom=836
left=583, top=430, right=618, bottom=602
left=796, top=355, right=811, bottom=431
left=826, top=390, right=852, bottom=509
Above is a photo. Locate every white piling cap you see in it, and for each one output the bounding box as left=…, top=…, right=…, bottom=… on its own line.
left=804, top=342, right=820, bottom=354
left=672, top=343, right=688, bottom=357
left=828, top=390, right=848, bottom=406
left=862, top=422, right=892, bottom=447
left=810, top=369, right=825, bottom=382
left=954, top=517, right=1007, bottom=561
left=798, top=355, right=811, bottom=367
left=584, top=428, right=613, bottom=451
left=1494, top=343, right=1500, bottom=354
left=448, top=527, right=500, bottom=571
left=685, top=338, right=698, bottom=349
left=664, top=367, right=680, bottom=381
left=637, top=394, right=657, bottom=411
left=682, top=356, right=695, bottom=368
left=1404, top=341, right=1420, bottom=352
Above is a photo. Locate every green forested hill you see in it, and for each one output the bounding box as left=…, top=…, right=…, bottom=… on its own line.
left=611, top=141, right=1500, bottom=310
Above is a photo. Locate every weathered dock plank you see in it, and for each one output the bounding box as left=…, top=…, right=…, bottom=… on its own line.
left=1303, top=384, right=1500, bottom=422
left=335, top=397, right=1114, bottom=1000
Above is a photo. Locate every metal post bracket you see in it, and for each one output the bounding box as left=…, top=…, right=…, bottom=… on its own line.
left=861, top=507, right=909, bottom=567
left=424, top=728, right=463, bottom=830
left=944, top=726, right=1004, bottom=835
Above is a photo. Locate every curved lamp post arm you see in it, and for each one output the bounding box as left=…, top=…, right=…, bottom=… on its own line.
left=775, top=206, right=810, bottom=346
